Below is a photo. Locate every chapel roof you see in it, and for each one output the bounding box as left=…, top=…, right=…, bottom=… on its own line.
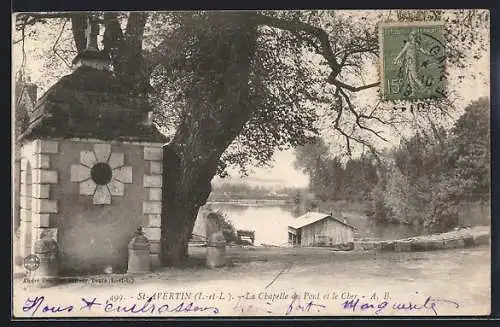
left=18, top=60, right=167, bottom=143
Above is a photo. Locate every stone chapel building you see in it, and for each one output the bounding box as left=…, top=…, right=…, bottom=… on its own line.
left=14, top=49, right=167, bottom=274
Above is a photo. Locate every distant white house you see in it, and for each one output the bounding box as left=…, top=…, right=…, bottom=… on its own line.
left=288, top=211, right=357, bottom=249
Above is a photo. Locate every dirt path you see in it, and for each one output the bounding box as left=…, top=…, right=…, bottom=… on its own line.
left=13, top=245, right=490, bottom=317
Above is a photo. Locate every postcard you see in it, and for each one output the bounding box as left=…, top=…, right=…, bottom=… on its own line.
left=12, top=9, right=491, bottom=318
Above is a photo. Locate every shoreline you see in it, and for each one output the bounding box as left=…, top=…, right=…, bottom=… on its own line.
left=355, top=225, right=489, bottom=252
left=205, top=200, right=292, bottom=206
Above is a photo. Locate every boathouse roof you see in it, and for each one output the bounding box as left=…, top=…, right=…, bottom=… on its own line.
left=289, top=211, right=357, bottom=230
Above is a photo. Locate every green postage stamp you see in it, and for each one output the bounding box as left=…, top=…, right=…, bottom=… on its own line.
left=379, top=22, right=446, bottom=101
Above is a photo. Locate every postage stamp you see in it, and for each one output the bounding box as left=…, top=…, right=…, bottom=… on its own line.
left=379, top=22, right=446, bottom=101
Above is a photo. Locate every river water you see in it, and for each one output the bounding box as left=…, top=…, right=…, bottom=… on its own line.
left=194, top=203, right=423, bottom=245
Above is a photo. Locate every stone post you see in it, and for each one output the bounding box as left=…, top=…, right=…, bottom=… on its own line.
left=31, top=231, right=60, bottom=288
left=127, top=227, right=151, bottom=274
left=205, top=212, right=226, bottom=269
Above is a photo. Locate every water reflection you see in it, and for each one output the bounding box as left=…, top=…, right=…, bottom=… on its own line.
left=194, top=203, right=423, bottom=246
left=195, top=204, right=295, bottom=246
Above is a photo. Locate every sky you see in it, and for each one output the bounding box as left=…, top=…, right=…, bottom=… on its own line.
left=213, top=150, right=310, bottom=188
left=12, top=10, right=490, bottom=190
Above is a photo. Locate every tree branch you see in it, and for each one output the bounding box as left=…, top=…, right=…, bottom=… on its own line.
left=337, top=46, right=378, bottom=58
left=339, top=88, right=388, bottom=142
left=102, top=12, right=124, bottom=54
left=359, top=102, right=391, bottom=126
left=125, top=12, right=148, bottom=53
left=101, top=12, right=151, bottom=94
left=52, top=18, right=72, bottom=69
left=330, top=89, right=355, bottom=156
left=332, top=89, right=343, bottom=128
left=17, top=13, right=74, bottom=20
left=251, top=13, right=341, bottom=77
left=70, top=13, right=87, bottom=53
left=331, top=79, right=380, bottom=92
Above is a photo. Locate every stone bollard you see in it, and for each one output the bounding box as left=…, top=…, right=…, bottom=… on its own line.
left=206, top=231, right=227, bottom=269
left=205, top=212, right=227, bottom=269
left=31, top=232, right=60, bottom=288
left=127, top=227, right=151, bottom=274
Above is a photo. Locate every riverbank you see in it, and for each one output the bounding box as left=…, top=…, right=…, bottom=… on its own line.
left=355, top=226, right=490, bottom=252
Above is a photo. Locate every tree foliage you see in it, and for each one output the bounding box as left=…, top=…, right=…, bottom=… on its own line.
left=14, top=10, right=489, bottom=173
left=149, top=12, right=320, bottom=175
left=448, top=97, right=491, bottom=201
left=295, top=138, right=379, bottom=202
left=295, top=97, right=490, bottom=232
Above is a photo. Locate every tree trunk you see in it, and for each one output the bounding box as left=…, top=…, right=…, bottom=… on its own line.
left=70, top=13, right=87, bottom=53
left=160, top=13, right=258, bottom=266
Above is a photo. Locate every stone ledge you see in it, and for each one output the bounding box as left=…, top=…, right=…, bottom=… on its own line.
left=32, top=199, right=58, bottom=214
left=32, top=184, right=51, bottom=199
left=357, top=241, right=389, bottom=251
left=410, top=240, right=443, bottom=251
left=144, top=147, right=163, bottom=161
left=150, top=161, right=162, bottom=174
left=33, top=169, right=58, bottom=184
left=20, top=209, right=31, bottom=222
left=149, top=188, right=162, bottom=201
left=33, top=140, right=59, bottom=154
left=354, top=242, right=375, bottom=251
left=66, top=138, right=165, bottom=147
left=380, top=241, right=394, bottom=252
left=143, top=227, right=161, bottom=241
left=149, top=240, right=161, bottom=254
left=143, top=175, right=162, bottom=188
left=394, top=240, right=412, bottom=252
left=19, top=220, right=32, bottom=232
left=20, top=182, right=27, bottom=196
left=20, top=158, right=29, bottom=172
left=472, top=234, right=490, bottom=246
left=32, top=227, right=58, bottom=243
left=143, top=201, right=162, bottom=215
left=32, top=214, right=51, bottom=228
left=355, top=227, right=490, bottom=253
left=443, top=238, right=465, bottom=249
left=19, top=221, right=32, bottom=256
left=146, top=214, right=161, bottom=228
left=19, top=196, right=30, bottom=209
left=33, top=155, right=51, bottom=169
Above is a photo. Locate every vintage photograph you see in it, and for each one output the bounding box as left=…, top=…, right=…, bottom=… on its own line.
left=12, top=9, right=490, bottom=317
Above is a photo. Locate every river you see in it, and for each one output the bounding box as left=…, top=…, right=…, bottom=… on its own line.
left=194, top=202, right=423, bottom=245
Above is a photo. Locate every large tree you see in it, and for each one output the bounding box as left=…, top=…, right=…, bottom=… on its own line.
left=13, top=10, right=489, bottom=265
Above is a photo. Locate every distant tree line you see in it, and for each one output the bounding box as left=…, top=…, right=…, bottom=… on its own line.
left=209, top=182, right=302, bottom=201
left=295, top=97, right=490, bottom=233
